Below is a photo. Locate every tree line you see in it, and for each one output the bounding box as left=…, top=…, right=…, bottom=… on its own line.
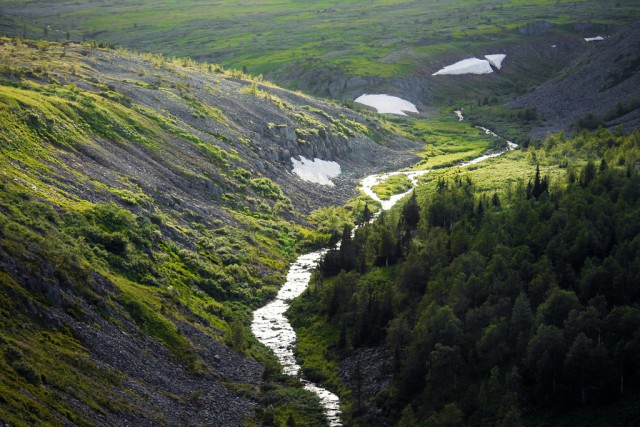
left=297, top=130, right=640, bottom=426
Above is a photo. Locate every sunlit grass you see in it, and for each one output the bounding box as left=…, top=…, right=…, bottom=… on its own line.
left=2, top=0, right=638, bottom=81
left=372, top=174, right=413, bottom=200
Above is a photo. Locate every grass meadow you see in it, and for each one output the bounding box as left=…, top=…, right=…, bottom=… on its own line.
left=2, top=0, right=639, bottom=82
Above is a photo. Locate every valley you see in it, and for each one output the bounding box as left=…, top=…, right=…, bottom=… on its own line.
left=0, top=36, right=420, bottom=426
left=0, top=1, right=639, bottom=426
left=254, top=125, right=518, bottom=424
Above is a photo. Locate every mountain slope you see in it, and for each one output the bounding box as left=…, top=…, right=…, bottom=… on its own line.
left=0, top=37, right=416, bottom=425
left=2, top=0, right=640, bottom=102
left=510, top=22, right=640, bottom=138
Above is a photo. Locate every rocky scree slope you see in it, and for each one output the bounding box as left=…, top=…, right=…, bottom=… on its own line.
left=0, top=38, right=417, bottom=426
left=281, top=21, right=612, bottom=106
left=510, top=22, right=640, bottom=138
left=278, top=21, right=600, bottom=115
left=281, top=35, right=584, bottom=106
left=76, top=47, right=419, bottom=212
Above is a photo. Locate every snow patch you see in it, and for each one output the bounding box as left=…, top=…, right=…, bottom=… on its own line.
left=291, top=156, right=341, bottom=186
left=433, top=54, right=508, bottom=75
left=433, top=57, right=494, bottom=75
left=484, top=54, right=506, bottom=69
left=585, top=36, right=605, bottom=42
left=354, top=94, right=418, bottom=116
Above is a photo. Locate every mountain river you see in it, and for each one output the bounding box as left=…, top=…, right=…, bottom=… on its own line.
left=251, top=113, right=516, bottom=426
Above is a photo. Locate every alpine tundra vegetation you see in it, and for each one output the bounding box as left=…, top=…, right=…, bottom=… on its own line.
left=0, top=1, right=640, bottom=426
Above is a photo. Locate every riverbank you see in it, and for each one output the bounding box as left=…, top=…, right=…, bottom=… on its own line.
left=285, top=128, right=640, bottom=426
left=251, top=121, right=519, bottom=424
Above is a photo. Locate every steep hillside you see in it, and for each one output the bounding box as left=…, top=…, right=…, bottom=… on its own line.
left=510, top=22, right=640, bottom=138
left=0, top=37, right=416, bottom=425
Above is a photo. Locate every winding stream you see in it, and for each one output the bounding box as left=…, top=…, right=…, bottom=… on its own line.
left=251, top=251, right=342, bottom=425
left=251, top=112, right=516, bottom=426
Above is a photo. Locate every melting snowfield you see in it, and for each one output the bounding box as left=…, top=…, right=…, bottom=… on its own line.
left=291, top=156, right=341, bottom=186
left=433, top=54, right=507, bottom=75
left=433, top=58, right=493, bottom=75
left=354, top=94, right=418, bottom=116
left=485, top=54, right=506, bottom=69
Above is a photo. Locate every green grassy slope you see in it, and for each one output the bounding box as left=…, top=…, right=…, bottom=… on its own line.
left=2, top=0, right=639, bottom=92
left=0, top=36, right=416, bottom=425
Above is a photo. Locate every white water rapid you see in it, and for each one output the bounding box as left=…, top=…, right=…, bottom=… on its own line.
left=251, top=251, right=342, bottom=426
left=251, top=110, right=517, bottom=426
